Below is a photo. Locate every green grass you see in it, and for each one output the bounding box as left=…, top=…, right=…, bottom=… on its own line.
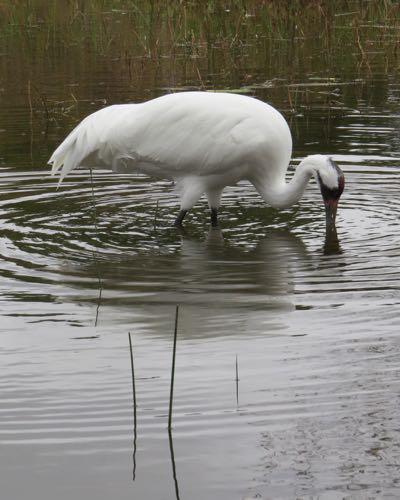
left=1, top=0, right=399, bottom=72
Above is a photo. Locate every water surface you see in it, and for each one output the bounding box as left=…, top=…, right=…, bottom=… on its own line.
left=1, top=4, right=400, bottom=499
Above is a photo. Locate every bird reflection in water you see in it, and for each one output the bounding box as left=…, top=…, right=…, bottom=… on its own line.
left=75, top=224, right=344, bottom=343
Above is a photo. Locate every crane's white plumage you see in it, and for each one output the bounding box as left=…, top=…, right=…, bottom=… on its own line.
left=49, top=91, right=344, bottom=226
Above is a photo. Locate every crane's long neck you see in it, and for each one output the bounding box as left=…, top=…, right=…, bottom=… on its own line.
left=254, top=160, right=314, bottom=209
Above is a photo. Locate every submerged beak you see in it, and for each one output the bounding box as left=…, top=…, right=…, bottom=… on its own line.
left=323, top=197, right=342, bottom=254
left=324, top=198, right=338, bottom=228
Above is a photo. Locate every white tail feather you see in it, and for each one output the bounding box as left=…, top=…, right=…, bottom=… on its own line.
left=49, top=104, right=134, bottom=186
left=49, top=121, right=96, bottom=186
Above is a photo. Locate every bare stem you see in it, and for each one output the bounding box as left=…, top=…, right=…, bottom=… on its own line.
left=128, top=332, right=137, bottom=481
left=168, top=305, right=179, bottom=431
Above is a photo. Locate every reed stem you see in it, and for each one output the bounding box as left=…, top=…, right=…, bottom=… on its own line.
left=235, top=354, right=239, bottom=405
left=168, top=305, right=179, bottom=430
left=128, top=332, right=137, bottom=480
left=89, top=167, right=103, bottom=326
left=153, top=199, right=159, bottom=231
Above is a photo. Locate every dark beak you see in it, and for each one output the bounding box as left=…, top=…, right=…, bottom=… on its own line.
left=323, top=198, right=341, bottom=254
left=324, top=198, right=338, bottom=228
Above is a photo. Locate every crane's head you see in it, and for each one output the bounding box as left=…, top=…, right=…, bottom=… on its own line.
left=312, top=156, right=345, bottom=227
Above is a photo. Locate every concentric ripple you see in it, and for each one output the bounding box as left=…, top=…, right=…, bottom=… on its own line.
left=1, top=127, right=400, bottom=500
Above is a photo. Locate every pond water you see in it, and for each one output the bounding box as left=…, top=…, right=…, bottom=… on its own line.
left=1, top=4, right=400, bottom=499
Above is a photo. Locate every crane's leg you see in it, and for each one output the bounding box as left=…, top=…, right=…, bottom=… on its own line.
left=174, top=179, right=205, bottom=227
left=210, top=208, right=218, bottom=227
left=206, top=189, right=222, bottom=227
left=174, top=209, right=188, bottom=226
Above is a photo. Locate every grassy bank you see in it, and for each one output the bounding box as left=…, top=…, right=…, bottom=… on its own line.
left=1, top=0, right=399, bottom=168
left=1, top=1, right=399, bottom=82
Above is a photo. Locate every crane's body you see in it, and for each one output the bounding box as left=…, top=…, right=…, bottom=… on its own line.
left=50, top=92, right=344, bottom=226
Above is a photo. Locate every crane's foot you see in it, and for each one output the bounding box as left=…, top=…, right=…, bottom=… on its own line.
left=210, top=208, right=218, bottom=227
left=174, top=209, right=188, bottom=227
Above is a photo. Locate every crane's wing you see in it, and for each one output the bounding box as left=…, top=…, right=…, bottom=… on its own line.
left=49, top=92, right=291, bottom=185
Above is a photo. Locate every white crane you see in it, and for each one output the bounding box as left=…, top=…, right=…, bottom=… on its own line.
left=49, top=91, right=344, bottom=227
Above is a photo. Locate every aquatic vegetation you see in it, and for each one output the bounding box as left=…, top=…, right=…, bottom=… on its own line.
left=1, top=0, right=399, bottom=90
left=0, top=0, right=399, bottom=168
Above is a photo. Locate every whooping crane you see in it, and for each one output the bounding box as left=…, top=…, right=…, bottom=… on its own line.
left=49, top=91, right=345, bottom=227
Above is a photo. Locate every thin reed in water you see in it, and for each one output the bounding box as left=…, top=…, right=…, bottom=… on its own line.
left=235, top=354, right=239, bottom=405
left=128, top=332, right=138, bottom=481
left=153, top=199, right=159, bottom=231
left=168, top=305, right=179, bottom=431
left=89, top=167, right=103, bottom=326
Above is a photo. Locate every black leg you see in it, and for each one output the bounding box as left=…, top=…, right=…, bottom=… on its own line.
left=174, top=209, right=188, bottom=226
left=210, top=208, right=218, bottom=227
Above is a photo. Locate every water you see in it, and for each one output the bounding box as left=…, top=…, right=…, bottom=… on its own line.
left=1, top=5, right=400, bottom=499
